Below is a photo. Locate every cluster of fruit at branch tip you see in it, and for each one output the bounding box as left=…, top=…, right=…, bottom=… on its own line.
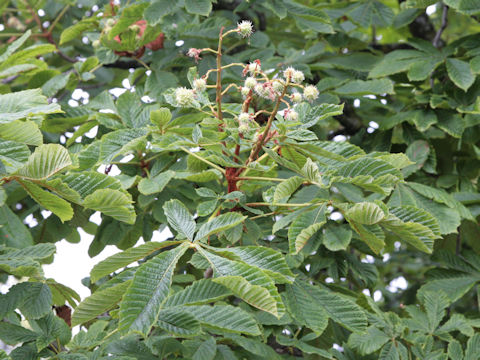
left=172, top=20, right=319, bottom=136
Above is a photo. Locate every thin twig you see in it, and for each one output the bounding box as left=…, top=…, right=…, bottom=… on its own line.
left=215, top=27, right=225, bottom=123
left=430, top=4, right=448, bottom=88
left=47, top=5, right=70, bottom=34
left=179, top=146, right=226, bottom=175
left=433, top=4, right=448, bottom=48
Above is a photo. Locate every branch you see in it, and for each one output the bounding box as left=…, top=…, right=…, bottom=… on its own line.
left=433, top=4, right=448, bottom=48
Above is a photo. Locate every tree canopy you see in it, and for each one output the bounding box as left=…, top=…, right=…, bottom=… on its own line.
left=1, top=0, right=480, bottom=359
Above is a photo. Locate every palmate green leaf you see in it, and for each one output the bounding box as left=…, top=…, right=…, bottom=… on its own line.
left=351, top=222, right=386, bottom=254
left=0, top=89, right=61, bottom=124
left=60, top=18, right=97, bottom=45
left=290, top=280, right=367, bottom=332
left=192, top=337, right=216, bottom=360
left=163, top=199, right=196, bottom=241
left=379, top=342, right=408, bottom=360
left=465, top=333, right=480, bottom=360
left=276, top=335, right=333, bottom=358
left=419, top=290, right=450, bottom=333
left=331, top=157, right=403, bottom=195
left=224, top=334, right=281, bottom=359
left=382, top=205, right=440, bottom=253
left=407, top=182, right=473, bottom=220
left=119, top=242, right=189, bottom=335
left=46, top=279, right=81, bottom=308
left=71, top=281, right=132, bottom=326
left=184, top=0, right=212, bottom=16
left=288, top=205, right=326, bottom=253
left=0, top=322, right=38, bottom=345
left=0, top=30, right=31, bottom=63
left=0, top=205, right=33, bottom=249
left=182, top=305, right=261, bottom=336
left=214, top=246, right=295, bottom=283
left=194, top=212, right=246, bottom=242
left=18, top=180, right=73, bottom=222
left=444, top=0, right=480, bottom=15
left=0, top=242, right=54, bottom=260
left=0, top=44, right=56, bottom=69
left=0, top=140, right=30, bottom=173
left=213, top=276, right=278, bottom=315
left=301, top=158, right=322, bottom=184
left=42, top=72, right=72, bottom=98
left=8, top=282, right=52, bottom=319
left=448, top=340, right=463, bottom=360
left=273, top=176, right=304, bottom=202
left=0, top=120, right=42, bottom=146
left=346, top=202, right=385, bottom=225
left=446, top=58, right=475, bottom=91
left=164, top=279, right=231, bottom=307
left=91, top=240, right=183, bottom=282
left=335, top=79, right=394, bottom=95
left=348, top=0, right=394, bottom=27
left=0, top=243, right=53, bottom=278
left=369, top=49, right=428, bottom=78
left=436, top=313, right=474, bottom=337
left=15, top=144, right=72, bottom=181
left=420, top=275, right=477, bottom=302
left=197, top=247, right=285, bottom=318
left=83, top=189, right=135, bottom=224
left=323, top=224, right=352, bottom=251
left=157, top=308, right=201, bottom=336
left=138, top=170, right=175, bottom=195
left=99, top=128, right=148, bottom=164
left=60, top=171, right=125, bottom=199
left=389, top=183, right=461, bottom=235
left=285, top=282, right=329, bottom=335
left=297, top=103, right=344, bottom=128
left=348, top=326, right=390, bottom=355
left=31, top=312, right=71, bottom=350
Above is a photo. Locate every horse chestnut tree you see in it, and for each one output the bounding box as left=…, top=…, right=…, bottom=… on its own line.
left=0, top=0, right=480, bottom=359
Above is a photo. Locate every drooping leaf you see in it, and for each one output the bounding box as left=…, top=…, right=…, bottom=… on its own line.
left=72, top=281, right=132, bottom=326
left=446, top=58, right=475, bottom=91
left=273, top=176, right=304, bottom=202
left=83, top=189, right=136, bottom=224
left=90, top=240, right=183, bottom=282
left=291, top=280, right=367, bottom=333
left=346, top=202, right=385, bottom=225
left=163, top=199, right=196, bottom=241
left=0, top=89, right=61, bottom=124
left=19, top=180, right=73, bottom=222
left=118, top=243, right=189, bottom=335
left=15, top=144, right=72, bottom=180
left=197, top=248, right=285, bottom=318
left=157, top=308, right=201, bottom=336
left=194, top=212, right=246, bottom=241
left=214, top=246, right=295, bottom=283
left=138, top=170, right=175, bottom=195
left=213, top=276, right=278, bottom=315
left=181, top=305, right=261, bottom=336
left=288, top=205, right=326, bottom=253
left=164, top=279, right=231, bottom=307
left=185, top=0, right=212, bottom=16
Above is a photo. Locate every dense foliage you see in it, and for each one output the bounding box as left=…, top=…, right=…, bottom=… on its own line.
left=1, top=0, right=480, bottom=358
